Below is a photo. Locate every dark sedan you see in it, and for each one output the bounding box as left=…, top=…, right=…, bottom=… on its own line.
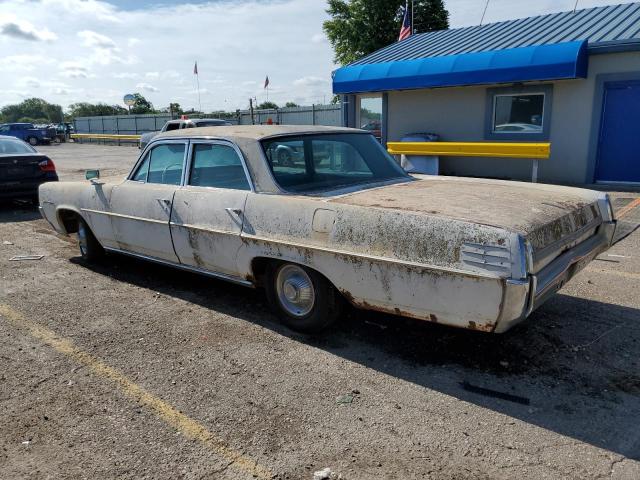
left=0, top=135, right=58, bottom=202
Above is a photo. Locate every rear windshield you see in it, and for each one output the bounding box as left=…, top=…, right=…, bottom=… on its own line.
left=261, top=133, right=408, bottom=193
left=0, top=138, right=36, bottom=154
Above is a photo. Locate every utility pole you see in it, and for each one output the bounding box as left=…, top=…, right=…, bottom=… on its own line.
left=249, top=98, right=255, bottom=125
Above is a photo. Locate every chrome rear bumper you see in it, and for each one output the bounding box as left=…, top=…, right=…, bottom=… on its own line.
left=496, top=220, right=616, bottom=333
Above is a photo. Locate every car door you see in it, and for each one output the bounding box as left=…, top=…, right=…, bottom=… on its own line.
left=170, top=140, right=252, bottom=276
left=108, top=139, right=187, bottom=262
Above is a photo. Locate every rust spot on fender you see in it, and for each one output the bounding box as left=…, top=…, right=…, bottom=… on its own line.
left=467, top=320, right=496, bottom=332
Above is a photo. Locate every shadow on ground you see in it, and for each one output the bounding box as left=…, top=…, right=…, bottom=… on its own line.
left=73, top=252, right=640, bottom=460
left=0, top=201, right=41, bottom=224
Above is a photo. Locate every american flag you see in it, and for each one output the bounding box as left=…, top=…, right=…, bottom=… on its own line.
left=398, top=1, right=412, bottom=41
left=264, top=75, right=269, bottom=89
left=193, top=61, right=198, bottom=75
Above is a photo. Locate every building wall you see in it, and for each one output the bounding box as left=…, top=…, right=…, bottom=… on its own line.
left=384, top=51, right=640, bottom=184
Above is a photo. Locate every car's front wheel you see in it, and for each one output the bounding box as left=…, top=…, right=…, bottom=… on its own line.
left=265, top=262, right=341, bottom=333
left=27, top=136, right=38, bottom=146
left=77, top=218, right=104, bottom=262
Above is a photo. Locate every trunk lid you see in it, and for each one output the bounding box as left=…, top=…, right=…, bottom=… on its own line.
left=0, top=154, right=47, bottom=181
left=330, top=177, right=602, bottom=273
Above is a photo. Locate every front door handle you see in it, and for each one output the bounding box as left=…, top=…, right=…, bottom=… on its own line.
left=225, top=207, right=243, bottom=216
left=156, top=198, right=171, bottom=206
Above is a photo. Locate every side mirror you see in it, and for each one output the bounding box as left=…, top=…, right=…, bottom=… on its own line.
left=85, top=169, right=100, bottom=180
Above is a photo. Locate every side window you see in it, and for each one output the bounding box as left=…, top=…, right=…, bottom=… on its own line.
left=146, top=143, right=185, bottom=185
left=164, top=123, right=180, bottom=131
left=132, top=153, right=151, bottom=181
left=189, top=144, right=251, bottom=190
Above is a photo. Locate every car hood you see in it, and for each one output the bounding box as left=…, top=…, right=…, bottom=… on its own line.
left=329, top=176, right=603, bottom=256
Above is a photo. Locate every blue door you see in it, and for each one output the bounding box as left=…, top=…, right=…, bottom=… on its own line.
left=595, top=81, right=640, bottom=183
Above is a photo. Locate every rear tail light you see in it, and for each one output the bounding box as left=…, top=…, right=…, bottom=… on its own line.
left=39, top=158, right=56, bottom=172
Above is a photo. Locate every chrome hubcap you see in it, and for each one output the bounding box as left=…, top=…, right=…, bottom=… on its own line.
left=276, top=265, right=315, bottom=317
left=78, top=223, right=88, bottom=255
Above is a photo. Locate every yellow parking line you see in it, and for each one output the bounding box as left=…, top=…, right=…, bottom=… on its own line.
left=616, top=197, right=640, bottom=219
left=0, top=304, right=272, bottom=480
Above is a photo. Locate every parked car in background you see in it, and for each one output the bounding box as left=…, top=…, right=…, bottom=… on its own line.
left=139, top=118, right=232, bottom=149
left=0, top=123, right=54, bottom=146
left=360, top=120, right=381, bottom=139
left=494, top=123, right=542, bottom=133
left=39, top=125, right=616, bottom=334
left=0, top=135, right=58, bottom=202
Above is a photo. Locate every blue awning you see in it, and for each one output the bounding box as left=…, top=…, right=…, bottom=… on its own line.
left=332, top=40, right=588, bottom=94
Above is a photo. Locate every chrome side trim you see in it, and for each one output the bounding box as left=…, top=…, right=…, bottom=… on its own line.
left=532, top=221, right=615, bottom=310
left=532, top=215, right=602, bottom=272
left=241, top=233, right=500, bottom=280
left=170, top=222, right=239, bottom=236
left=103, top=247, right=254, bottom=287
left=81, top=208, right=168, bottom=225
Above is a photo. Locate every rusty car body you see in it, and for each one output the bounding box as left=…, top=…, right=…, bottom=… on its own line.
left=39, top=125, right=617, bottom=333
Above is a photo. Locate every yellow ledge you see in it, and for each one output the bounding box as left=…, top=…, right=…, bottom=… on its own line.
left=71, top=133, right=141, bottom=140
left=387, top=141, right=551, bottom=159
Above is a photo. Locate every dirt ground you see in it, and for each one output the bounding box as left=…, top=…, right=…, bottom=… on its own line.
left=1, top=143, right=639, bottom=479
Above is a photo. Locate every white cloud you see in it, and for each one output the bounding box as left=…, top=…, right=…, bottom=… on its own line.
left=136, top=82, right=159, bottom=92
left=0, top=54, right=53, bottom=71
left=145, top=72, right=160, bottom=79
left=293, top=76, right=330, bottom=87
left=113, top=72, right=139, bottom=79
left=311, top=33, right=327, bottom=44
left=0, top=14, right=57, bottom=42
left=127, top=37, right=140, bottom=47
left=78, top=30, right=117, bottom=50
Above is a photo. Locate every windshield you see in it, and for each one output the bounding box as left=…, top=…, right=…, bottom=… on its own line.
left=194, top=120, right=231, bottom=127
left=0, top=137, right=37, bottom=154
left=261, top=133, right=408, bottom=193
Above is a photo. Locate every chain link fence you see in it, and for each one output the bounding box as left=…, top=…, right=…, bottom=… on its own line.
left=73, top=104, right=342, bottom=137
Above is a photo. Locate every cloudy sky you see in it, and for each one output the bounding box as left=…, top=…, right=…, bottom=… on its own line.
left=0, top=0, right=634, bottom=112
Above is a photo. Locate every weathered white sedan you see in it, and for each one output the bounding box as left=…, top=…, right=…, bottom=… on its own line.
left=39, top=126, right=616, bottom=333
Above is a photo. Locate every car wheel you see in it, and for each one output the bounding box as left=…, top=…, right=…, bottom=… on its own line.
left=77, top=218, right=104, bottom=262
left=27, top=136, right=38, bottom=146
left=265, top=262, right=341, bottom=333
left=277, top=149, right=293, bottom=167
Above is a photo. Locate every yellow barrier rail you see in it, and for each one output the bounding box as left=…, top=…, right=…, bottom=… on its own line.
left=71, top=133, right=141, bottom=141
left=388, top=141, right=551, bottom=182
left=387, top=141, right=551, bottom=159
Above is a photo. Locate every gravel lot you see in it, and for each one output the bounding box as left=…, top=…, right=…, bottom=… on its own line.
left=1, top=143, right=639, bottom=479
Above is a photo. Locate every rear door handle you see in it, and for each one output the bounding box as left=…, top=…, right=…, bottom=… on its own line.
left=156, top=198, right=171, bottom=205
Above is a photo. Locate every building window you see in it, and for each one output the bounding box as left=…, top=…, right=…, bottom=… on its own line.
left=358, top=94, right=382, bottom=142
left=485, top=85, right=552, bottom=141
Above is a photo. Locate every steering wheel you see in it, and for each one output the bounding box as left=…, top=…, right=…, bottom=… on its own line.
left=161, top=163, right=182, bottom=184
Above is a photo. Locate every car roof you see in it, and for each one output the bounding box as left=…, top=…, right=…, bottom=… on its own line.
left=157, top=124, right=364, bottom=141
left=0, top=134, right=28, bottom=140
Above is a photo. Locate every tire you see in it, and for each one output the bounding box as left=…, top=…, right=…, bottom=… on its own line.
left=265, top=261, right=341, bottom=333
left=77, top=218, right=104, bottom=262
left=27, top=136, right=38, bottom=146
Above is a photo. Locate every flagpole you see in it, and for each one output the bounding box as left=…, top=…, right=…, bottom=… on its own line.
left=411, top=0, right=414, bottom=34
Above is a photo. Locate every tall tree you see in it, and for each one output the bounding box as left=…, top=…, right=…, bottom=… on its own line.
left=1, top=98, right=64, bottom=123
left=257, top=101, right=278, bottom=110
left=68, top=102, right=128, bottom=117
left=130, top=93, right=155, bottom=114
left=323, top=0, right=449, bottom=65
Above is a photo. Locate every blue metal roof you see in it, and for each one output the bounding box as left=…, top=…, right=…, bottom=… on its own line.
left=351, top=2, right=640, bottom=66
left=333, top=41, right=588, bottom=94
